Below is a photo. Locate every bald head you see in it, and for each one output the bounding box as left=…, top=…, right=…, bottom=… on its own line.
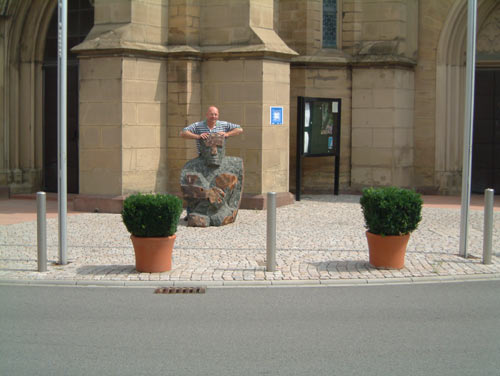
left=206, top=106, right=219, bottom=128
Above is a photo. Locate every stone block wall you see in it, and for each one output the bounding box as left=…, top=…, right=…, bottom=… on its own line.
left=343, top=0, right=418, bottom=59
left=166, top=59, right=201, bottom=195
left=200, top=0, right=253, bottom=46
left=122, top=57, right=168, bottom=194
left=277, top=0, right=321, bottom=56
left=93, top=0, right=168, bottom=45
left=351, top=67, right=415, bottom=189
left=200, top=58, right=290, bottom=195
left=79, top=56, right=168, bottom=196
left=168, top=0, right=200, bottom=45
left=79, top=57, right=123, bottom=195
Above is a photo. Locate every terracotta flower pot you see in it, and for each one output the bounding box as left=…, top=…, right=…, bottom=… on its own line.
left=131, top=235, right=176, bottom=273
left=366, top=231, right=410, bottom=269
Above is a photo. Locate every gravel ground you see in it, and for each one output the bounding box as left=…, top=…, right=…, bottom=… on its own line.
left=1, top=195, right=500, bottom=284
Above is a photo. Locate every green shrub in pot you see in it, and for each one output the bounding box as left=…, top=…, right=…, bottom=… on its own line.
left=122, top=193, right=183, bottom=237
left=360, top=186, right=423, bottom=236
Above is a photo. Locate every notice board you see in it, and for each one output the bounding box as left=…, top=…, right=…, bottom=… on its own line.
left=296, top=97, right=341, bottom=200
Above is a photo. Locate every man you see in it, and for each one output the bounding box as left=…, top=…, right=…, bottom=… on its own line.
left=180, top=106, right=243, bottom=154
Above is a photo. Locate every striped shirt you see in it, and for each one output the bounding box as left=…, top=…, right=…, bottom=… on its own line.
left=183, top=120, right=242, bottom=154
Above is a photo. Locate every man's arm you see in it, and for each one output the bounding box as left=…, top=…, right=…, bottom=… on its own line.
left=181, top=129, right=202, bottom=140
left=223, top=127, right=243, bottom=138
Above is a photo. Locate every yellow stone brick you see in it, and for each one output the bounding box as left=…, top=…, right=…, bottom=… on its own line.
left=202, top=83, right=219, bottom=104
left=262, top=85, right=276, bottom=104
left=203, top=60, right=245, bottom=83
left=122, top=126, right=158, bottom=148
left=136, top=148, right=167, bottom=170
left=138, top=103, right=163, bottom=125
left=243, top=149, right=262, bottom=172
left=372, top=89, right=395, bottom=108
left=220, top=104, right=245, bottom=125
left=80, top=149, right=121, bottom=171
left=373, top=129, right=394, bottom=148
left=80, top=102, right=122, bottom=126
left=352, top=147, right=393, bottom=167
left=372, top=168, right=392, bottom=186
left=351, top=128, right=373, bottom=148
left=123, top=80, right=166, bottom=103
left=79, top=127, right=101, bottom=148
left=394, top=147, right=413, bottom=167
left=262, top=148, right=282, bottom=170
left=244, top=60, right=262, bottom=82
left=122, top=103, right=137, bottom=126
left=394, top=89, right=414, bottom=109
left=352, top=108, right=394, bottom=127
left=220, top=83, right=262, bottom=103
left=244, top=104, right=263, bottom=126
left=101, top=127, right=122, bottom=148
left=131, top=1, right=148, bottom=24
left=79, top=58, right=122, bottom=80
left=109, top=1, right=132, bottom=23
left=122, top=171, right=158, bottom=192
left=136, top=59, right=167, bottom=82
left=392, top=167, right=413, bottom=187
left=351, top=167, right=373, bottom=186
left=262, top=126, right=288, bottom=149
left=353, top=68, right=396, bottom=89
left=122, top=59, right=137, bottom=80
left=80, top=170, right=122, bottom=196
left=395, top=109, right=414, bottom=128
left=352, top=89, right=373, bottom=108
left=79, top=79, right=122, bottom=102
left=243, top=171, right=262, bottom=194
left=394, top=129, right=413, bottom=147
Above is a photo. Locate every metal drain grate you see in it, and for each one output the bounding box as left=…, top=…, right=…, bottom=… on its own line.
left=154, top=286, right=206, bottom=294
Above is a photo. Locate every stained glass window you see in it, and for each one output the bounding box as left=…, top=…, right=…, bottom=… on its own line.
left=323, top=0, right=337, bottom=48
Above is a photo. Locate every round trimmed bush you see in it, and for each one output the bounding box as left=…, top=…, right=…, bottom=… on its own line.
left=360, top=186, right=423, bottom=236
left=122, top=193, right=183, bottom=237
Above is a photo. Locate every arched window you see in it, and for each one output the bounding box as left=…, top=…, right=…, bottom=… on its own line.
left=322, top=0, right=338, bottom=48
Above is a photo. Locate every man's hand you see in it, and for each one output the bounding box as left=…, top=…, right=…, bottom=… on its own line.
left=199, top=133, right=210, bottom=139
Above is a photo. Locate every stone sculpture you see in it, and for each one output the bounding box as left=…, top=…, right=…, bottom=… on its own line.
left=180, top=133, right=244, bottom=227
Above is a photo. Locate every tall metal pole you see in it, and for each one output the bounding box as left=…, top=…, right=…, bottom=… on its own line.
left=459, top=0, right=477, bottom=258
left=57, top=0, right=68, bottom=265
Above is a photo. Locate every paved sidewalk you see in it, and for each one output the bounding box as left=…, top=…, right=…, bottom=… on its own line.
left=1, top=194, right=500, bottom=287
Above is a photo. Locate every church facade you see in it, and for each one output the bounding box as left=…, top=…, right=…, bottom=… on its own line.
left=1, top=0, right=499, bottom=208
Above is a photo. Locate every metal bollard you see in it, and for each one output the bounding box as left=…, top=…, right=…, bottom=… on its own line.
left=37, top=192, right=47, bottom=272
left=483, top=188, right=494, bottom=264
left=266, top=192, right=276, bottom=272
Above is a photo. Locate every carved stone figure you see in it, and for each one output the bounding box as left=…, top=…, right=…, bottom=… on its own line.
left=180, top=133, right=244, bottom=227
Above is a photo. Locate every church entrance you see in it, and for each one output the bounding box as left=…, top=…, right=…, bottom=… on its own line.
left=472, top=69, right=500, bottom=194
left=42, top=0, right=94, bottom=193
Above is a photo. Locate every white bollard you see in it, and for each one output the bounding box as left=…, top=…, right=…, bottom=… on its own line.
left=483, top=188, right=494, bottom=264
left=266, top=192, right=276, bottom=272
left=37, top=192, right=47, bottom=272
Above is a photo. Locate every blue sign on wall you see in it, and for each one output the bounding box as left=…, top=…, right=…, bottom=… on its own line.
left=270, top=106, right=283, bottom=125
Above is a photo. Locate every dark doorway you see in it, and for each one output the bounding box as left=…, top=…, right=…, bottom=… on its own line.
left=42, top=0, right=94, bottom=193
left=471, top=70, right=500, bottom=194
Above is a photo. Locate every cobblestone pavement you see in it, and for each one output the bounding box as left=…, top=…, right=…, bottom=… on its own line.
left=1, top=195, right=500, bottom=286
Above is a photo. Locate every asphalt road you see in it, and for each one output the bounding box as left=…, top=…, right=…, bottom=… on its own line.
left=1, top=281, right=500, bottom=376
